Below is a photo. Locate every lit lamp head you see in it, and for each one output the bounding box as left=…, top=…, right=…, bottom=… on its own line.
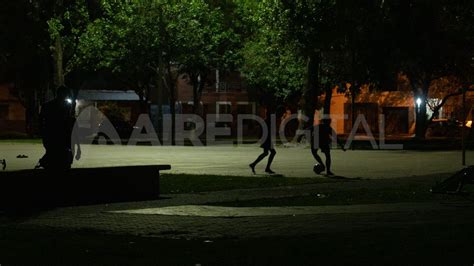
left=416, top=98, right=423, bottom=109
left=56, top=85, right=73, bottom=104
left=466, top=120, right=472, bottom=128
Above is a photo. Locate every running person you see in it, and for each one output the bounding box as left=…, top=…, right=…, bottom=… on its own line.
left=311, top=118, right=346, bottom=176
left=249, top=106, right=284, bottom=174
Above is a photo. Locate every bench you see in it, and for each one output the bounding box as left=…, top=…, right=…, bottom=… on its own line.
left=431, top=166, right=474, bottom=194
left=0, top=165, right=171, bottom=210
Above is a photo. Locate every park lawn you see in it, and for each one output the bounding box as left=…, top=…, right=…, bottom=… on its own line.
left=159, top=173, right=342, bottom=194
left=209, top=183, right=474, bottom=207
left=159, top=173, right=474, bottom=206
left=0, top=139, right=42, bottom=144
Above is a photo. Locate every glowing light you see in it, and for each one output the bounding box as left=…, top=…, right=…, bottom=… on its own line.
left=65, top=98, right=73, bottom=104
left=466, top=120, right=472, bottom=128
left=416, top=98, right=422, bottom=108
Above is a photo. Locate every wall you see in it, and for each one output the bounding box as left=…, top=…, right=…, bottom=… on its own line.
left=0, top=84, right=26, bottom=133
left=329, top=87, right=415, bottom=136
left=176, top=71, right=254, bottom=115
left=175, top=71, right=258, bottom=136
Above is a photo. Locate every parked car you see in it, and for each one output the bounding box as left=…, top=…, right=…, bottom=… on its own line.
left=94, top=119, right=139, bottom=141
left=426, top=118, right=462, bottom=138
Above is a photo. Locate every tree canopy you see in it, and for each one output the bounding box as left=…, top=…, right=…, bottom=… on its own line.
left=239, top=1, right=306, bottom=102
left=0, top=0, right=473, bottom=137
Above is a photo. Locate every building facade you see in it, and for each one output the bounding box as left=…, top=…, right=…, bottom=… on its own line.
left=329, top=87, right=416, bottom=136
left=0, top=83, right=26, bottom=134
left=176, top=70, right=258, bottom=136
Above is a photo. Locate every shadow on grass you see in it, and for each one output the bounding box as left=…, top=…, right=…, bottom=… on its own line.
left=159, top=173, right=349, bottom=194
left=0, top=169, right=347, bottom=216
left=208, top=180, right=474, bottom=207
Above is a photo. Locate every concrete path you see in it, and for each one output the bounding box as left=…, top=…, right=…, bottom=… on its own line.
left=0, top=143, right=474, bottom=178
left=111, top=202, right=457, bottom=217
left=0, top=173, right=469, bottom=242
left=1, top=143, right=472, bottom=178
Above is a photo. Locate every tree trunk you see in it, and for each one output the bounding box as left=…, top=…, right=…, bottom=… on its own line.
left=52, top=36, right=65, bottom=88
left=350, top=86, right=356, bottom=131
left=165, top=63, right=177, bottom=146
left=157, top=52, right=165, bottom=140
left=349, top=85, right=359, bottom=150
left=191, top=72, right=207, bottom=117
left=414, top=82, right=429, bottom=139
left=191, top=74, right=199, bottom=115
left=170, top=88, right=176, bottom=146
left=323, top=85, right=333, bottom=117
left=303, top=53, right=321, bottom=126
left=137, top=86, right=148, bottom=114
left=24, top=87, right=39, bottom=137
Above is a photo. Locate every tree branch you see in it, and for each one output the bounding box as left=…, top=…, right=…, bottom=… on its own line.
left=428, top=88, right=474, bottom=123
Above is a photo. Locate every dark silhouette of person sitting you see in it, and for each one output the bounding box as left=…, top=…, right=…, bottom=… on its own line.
left=249, top=106, right=284, bottom=175
left=311, top=118, right=346, bottom=176
left=38, top=86, right=81, bottom=171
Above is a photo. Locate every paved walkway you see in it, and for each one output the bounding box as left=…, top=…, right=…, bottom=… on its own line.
left=1, top=143, right=472, bottom=179
left=3, top=175, right=469, bottom=241
left=1, top=144, right=474, bottom=264
left=111, top=202, right=459, bottom=217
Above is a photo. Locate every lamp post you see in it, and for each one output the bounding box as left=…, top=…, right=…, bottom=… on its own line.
left=462, top=88, right=467, bottom=166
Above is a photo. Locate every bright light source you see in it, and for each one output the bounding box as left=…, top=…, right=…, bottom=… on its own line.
left=466, top=120, right=472, bottom=128
left=416, top=98, right=422, bottom=108
left=65, top=98, right=73, bottom=104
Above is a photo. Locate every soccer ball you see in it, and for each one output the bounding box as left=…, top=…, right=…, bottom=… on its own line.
left=313, top=164, right=325, bottom=174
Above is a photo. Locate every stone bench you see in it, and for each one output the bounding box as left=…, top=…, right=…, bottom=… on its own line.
left=0, top=165, right=171, bottom=210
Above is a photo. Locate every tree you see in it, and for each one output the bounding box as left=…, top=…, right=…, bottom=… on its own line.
left=47, top=0, right=91, bottom=89
left=0, top=1, right=100, bottom=134
left=78, top=0, right=238, bottom=142
left=77, top=1, right=154, bottom=108
left=319, top=1, right=395, bottom=124
left=175, top=0, right=241, bottom=115
left=276, top=0, right=338, bottom=121
left=239, top=1, right=306, bottom=104
left=381, top=0, right=474, bottom=138
left=0, top=1, right=54, bottom=134
left=239, top=1, right=387, bottom=116
left=78, top=1, right=173, bottom=138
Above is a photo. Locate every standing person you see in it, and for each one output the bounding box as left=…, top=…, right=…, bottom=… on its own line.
left=249, top=106, right=284, bottom=175
left=311, top=118, right=346, bottom=176
left=38, top=86, right=81, bottom=171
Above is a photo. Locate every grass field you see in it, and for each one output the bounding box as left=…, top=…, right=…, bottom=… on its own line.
left=159, top=173, right=342, bottom=194
left=160, top=172, right=472, bottom=206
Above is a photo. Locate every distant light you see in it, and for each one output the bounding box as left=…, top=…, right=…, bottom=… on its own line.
left=416, top=98, right=422, bottom=108
left=65, top=98, right=73, bottom=104
left=466, top=120, right=472, bottom=128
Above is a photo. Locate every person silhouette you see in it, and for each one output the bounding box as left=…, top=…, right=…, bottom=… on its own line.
left=249, top=106, right=284, bottom=175
left=311, top=118, right=346, bottom=176
left=38, top=86, right=81, bottom=171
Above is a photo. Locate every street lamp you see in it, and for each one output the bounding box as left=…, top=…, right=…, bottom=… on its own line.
left=416, top=98, right=422, bottom=110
